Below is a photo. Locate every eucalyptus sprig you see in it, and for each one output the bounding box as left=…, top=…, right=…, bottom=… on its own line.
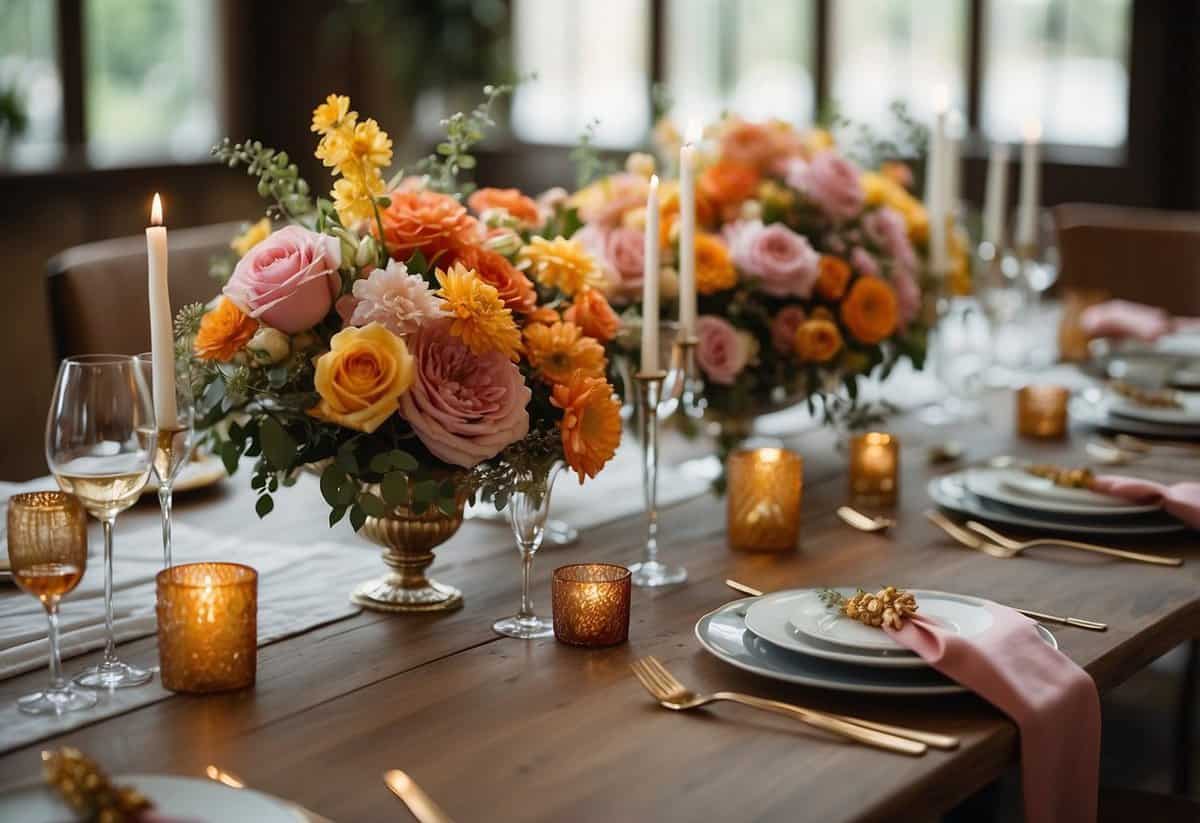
left=569, top=118, right=617, bottom=189
left=406, top=83, right=514, bottom=195
left=212, top=138, right=316, bottom=222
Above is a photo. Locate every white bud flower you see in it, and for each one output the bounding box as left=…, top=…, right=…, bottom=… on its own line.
left=483, top=228, right=523, bottom=257
left=247, top=327, right=291, bottom=365
left=625, top=152, right=656, bottom=178
left=480, top=207, right=520, bottom=230
left=355, top=235, right=379, bottom=268
left=739, top=199, right=763, bottom=221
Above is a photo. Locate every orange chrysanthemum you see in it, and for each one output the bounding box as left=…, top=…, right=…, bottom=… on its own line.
left=698, top=159, right=761, bottom=209
left=793, top=318, right=844, bottom=363
left=525, top=306, right=561, bottom=326
left=815, top=255, right=852, bottom=301
left=840, top=275, right=899, bottom=345
left=657, top=181, right=717, bottom=244
left=524, top=321, right=607, bottom=385
left=467, top=187, right=541, bottom=227
left=434, top=263, right=523, bottom=362
left=445, top=244, right=537, bottom=314
left=518, top=236, right=601, bottom=296
left=563, top=288, right=620, bottom=343
left=552, top=373, right=622, bottom=484
left=694, top=232, right=738, bottom=295
left=378, top=190, right=479, bottom=261
left=194, top=298, right=258, bottom=362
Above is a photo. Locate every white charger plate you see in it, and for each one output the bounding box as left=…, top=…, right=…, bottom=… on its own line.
left=1107, top=391, right=1200, bottom=426
left=1072, top=396, right=1200, bottom=438
left=0, top=774, right=302, bottom=822
left=968, top=467, right=1159, bottom=516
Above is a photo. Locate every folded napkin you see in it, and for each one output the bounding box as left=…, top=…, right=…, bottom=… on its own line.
left=1080, top=299, right=1172, bottom=342
left=1091, top=475, right=1200, bottom=529
left=887, top=607, right=1100, bottom=823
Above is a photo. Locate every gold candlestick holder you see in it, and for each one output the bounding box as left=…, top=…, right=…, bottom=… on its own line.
left=629, top=371, right=687, bottom=588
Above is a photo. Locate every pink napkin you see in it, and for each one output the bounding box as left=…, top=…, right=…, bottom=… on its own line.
left=1080, top=299, right=1171, bottom=342
left=1092, top=475, right=1200, bottom=528
left=887, top=608, right=1100, bottom=823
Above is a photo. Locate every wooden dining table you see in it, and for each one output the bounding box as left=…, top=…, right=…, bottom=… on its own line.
left=0, top=389, right=1197, bottom=822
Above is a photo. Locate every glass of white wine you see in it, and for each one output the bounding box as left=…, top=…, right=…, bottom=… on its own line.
left=135, top=353, right=196, bottom=568
left=46, top=354, right=155, bottom=689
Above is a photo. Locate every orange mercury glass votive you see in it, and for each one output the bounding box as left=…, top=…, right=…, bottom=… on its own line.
left=848, top=433, right=900, bottom=507
left=156, top=562, right=258, bottom=693
left=1016, top=385, right=1070, bottom=439
left=552, top=564, right=631, bottom=647
left=726, top=448, right=804, bottom=552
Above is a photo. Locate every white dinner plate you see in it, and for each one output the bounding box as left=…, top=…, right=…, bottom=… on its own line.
left=968, top=467, right=1160, bottom=516
left=0, top=774, right=302, bottom=822
left=696, top=599, right=1059, bottom=697
left=928, top=473, right=1189, bottom=536
left=1107, top=391, right=1200, bottom=426
left=1072, top=396, right=1200, bottom=439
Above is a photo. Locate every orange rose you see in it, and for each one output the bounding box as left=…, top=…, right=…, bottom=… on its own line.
left=552, top=373, right=622, bottom=484
left=563, top=287, right=620, bottom=343
left=793, top=318, right=843, bottom=363
left=815, top=255, right=852, bottom=301
left=525, top=306, right=561, bottom=326
left=445, top=245, right=537, bottom=314
left=694, top=232, right=737, bottom=295
left=194, top=297, right=258, bottom=362
left=719, top=119, right=775, bottom=170
left=379, top=190, right=479, bottom=261
left=467, top=187, right=541, bottom=227
left=699, top=160, right=760, bottom=210
left=840, top=275, right=899, bottom=345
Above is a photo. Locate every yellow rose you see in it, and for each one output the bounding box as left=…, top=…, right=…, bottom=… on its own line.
left=309, top=323, right=415, bottom=433
left=860, top=172, right=929, bottom=243
left=231, top=218, right=272, bottom=257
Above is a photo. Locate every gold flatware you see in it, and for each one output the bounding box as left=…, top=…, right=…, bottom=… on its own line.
left=1113, top=433, right=1200, bottom=456
left=837, top=506, right=895, bottom=532
left=630, top=657, right=928, bottom=756
left=384, top=769, right=455, bottom=823
left=1085, top=440, right=1137, bottom=466
left=964, top=520, right=1183, bottom=567
left=1011, top=608, right=1108, bottom=632
left=206, top=765, right=335, bottom=823
left=725, top=578, right=765, bottom=598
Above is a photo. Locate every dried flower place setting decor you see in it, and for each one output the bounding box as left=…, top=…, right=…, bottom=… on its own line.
left=820, top=586, right=919, bottom=631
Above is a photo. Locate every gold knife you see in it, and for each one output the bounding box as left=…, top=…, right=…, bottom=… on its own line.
left=384, top=770, right=455, bottom=823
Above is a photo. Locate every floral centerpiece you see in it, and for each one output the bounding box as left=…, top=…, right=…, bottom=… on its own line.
left=182, top=87, right=623, bottom=611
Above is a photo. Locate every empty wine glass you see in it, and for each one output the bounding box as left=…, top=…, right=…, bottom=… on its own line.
left=46, top=354, right=155, bottom=689
left=7, top=492, right=96, bottom=715
left=492, top=465, right=561, bottom=639
left=135, top=353, right=196, bottom=568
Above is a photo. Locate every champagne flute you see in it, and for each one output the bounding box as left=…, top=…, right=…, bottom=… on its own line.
left=135, top=353, right=196, bottom=568
left=46, top=354, right=155, bottom=689
left=7, top=492, right=96, bottom=715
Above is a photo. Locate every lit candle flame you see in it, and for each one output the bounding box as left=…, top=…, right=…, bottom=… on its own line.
left=150, top=193, right=164, bottom=226
left=649, top=173, right=659, bottom=191
left=1023, top=117, right=1042, bottom=143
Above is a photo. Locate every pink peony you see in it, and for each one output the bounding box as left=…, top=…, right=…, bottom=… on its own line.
left=575, top=224, right=644, bottom=302
left=336, top=259, right=446, bottom=338
left=725, top=220, right=819, bottom=299
left=789, top=150, right=865, bottom=222
left=695, top=315, right=751, bottom=386
left=770, top=305, right=808, bottom=354
left=850, top=247, right=880, bottom=278
left=864, top=207, right=917, bottom=272
left=224, top=225, right=341, bottom=334
left=397, top=319, right=531, bottom=468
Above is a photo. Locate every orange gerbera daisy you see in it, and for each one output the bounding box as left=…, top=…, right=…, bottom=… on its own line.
left=815, top=255, right=852, bottom=301
left=467, top=187, right=541, bottom=227
left=552, top=373, right=622, bottom=484
left=563, top=288, right=619, bottom=343
left=445, top=244, right=537, bottom=314
left=694, top=232, right=738, bottom=295
left=434, top=263, right=523, bottom=362
left=518, top=236, right=601, bottom=296
left=378, top=190, right=479, bottom=261
left=840, top=275, right=899, bottom=345
left=793, top=318, right=843, bottom=363
left=698, top=159, right=761, bottom=209
left=524, top=321, right=607, bottom=385
left=194, top=297, right=258, bottom=362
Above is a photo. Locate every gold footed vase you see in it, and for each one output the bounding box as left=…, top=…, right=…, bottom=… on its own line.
left=351, top=494, right=466, bottom=613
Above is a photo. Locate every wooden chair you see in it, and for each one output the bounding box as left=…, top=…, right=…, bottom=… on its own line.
left=45, top=221, right=243, bottom=359
left=1053, top=203, right=1200, bottom=316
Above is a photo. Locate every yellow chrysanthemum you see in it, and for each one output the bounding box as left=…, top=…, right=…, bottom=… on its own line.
left=523, top=321, right=607, bottom=385
left=435, top=263, right=523, bottom=362
left=860, top=171, right=929, bottom=243
left=311, top=94, right=354, bottom=135
left=518, top=236, right=600, bottom=296
left=230, top=217, right=271, bottom=257
left=312, top=94, right=393, bottom=226
left=332, top=177, right=379, bottom=226
left=344, top=118, right=392, bottom=172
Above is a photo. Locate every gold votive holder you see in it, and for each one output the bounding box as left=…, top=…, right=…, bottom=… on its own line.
left=726, top=448, right=804, bottom=552
left=1016, top=385, right=1070, bottom=439
left=551, top=564, right=631, bottom=647
left=156, top=562, right=258, bottom=693
left=848, top=433, right=900, bottom=506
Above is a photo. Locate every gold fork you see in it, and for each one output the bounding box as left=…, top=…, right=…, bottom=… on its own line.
left=630, top=656, right=929, bottom=756
left=963, top=520, right=1183, bottom=567
left=837, top=506, right=895, bottom=532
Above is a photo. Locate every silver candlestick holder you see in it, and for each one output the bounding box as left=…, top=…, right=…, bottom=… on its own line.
left=673, top=334, right=706, bottom=419
left=629, top=370, right=688, bottom=588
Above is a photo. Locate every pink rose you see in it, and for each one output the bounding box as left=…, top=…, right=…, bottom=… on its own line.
left=771, top=305, right=807, bottom=354
left=725, top=220, right=819, bottom=299
left=864, top=207, right=917, bottom=272
left=893, top=264, right=922, bottom=329
left=695, top=315, right=751, bottom=386
left=850, top=247, right=879, bottom=278
left=575, top=224, right=644, bottom=302
left=397, top=319, right=531, bottom=468
left=224, top=225, right=341, bottom=334
left=789, top=150, right=865, bottom=222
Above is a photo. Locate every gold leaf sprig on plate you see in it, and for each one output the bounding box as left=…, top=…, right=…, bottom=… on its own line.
left=42, top=747, right=153, bottom=823
left=819, top=586, right=919, bottom=630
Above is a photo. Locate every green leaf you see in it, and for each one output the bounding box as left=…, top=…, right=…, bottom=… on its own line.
left=413, top=480, right=438, bottom=504
left=219, top=441, right=241, bottom=475
left=255, top=494, right=275, bottom=518
left=380, top=471, right=410, bottom=506
left=335, top=443, right=359, bottom=475
left=436, top=496, right=457, bottom=517
left=259, top=417, right=297, bottom=471
left=357, top=492, right=386, bottom=517
left=406, top=249, right=428, bottom=274
left=349, top=505, right=367, bottom=532
left=320, top=465, right=357, bottom=507
left=328, top=505, right=347, bottom=527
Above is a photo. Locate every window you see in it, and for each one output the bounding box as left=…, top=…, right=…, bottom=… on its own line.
left=0, top=0, right=62, bottom=160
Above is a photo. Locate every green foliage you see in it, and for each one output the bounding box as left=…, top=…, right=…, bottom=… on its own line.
left=212, top=139, right=315, bottom=222
left=0, top=84, right=28, bottom=136
left=406, top=83, right=514, bottom=195
left=569, top=119, right=618, bottom=189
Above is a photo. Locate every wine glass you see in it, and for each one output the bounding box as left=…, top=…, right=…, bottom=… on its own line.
left=135, top=353, right=196, bottom=568
left=492, top=465, right=561, bottom=639
left=7, top=491, right=96, bottom=715
left=46, top=354, right=155, bottom=689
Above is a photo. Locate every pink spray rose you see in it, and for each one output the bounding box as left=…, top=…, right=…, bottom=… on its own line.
left=892, top=264, right=922, bottom=329
left=336, top=259, right=446, bottom=339
left=575, top=224, right=645, bottom=302
left=850, top=247, right=880, bottom=278
left=770, top=305, right=808, bottom=355
left=397, top=319, right=531, bottom=468
left=695, top=315, right=751, bottom=386
left=725, top=220, right=819, bottom=299
left=224, top=225, right=341, bottom=334
left=864, top=207, right=917, bottom=272
left=788, top=150, right=865, bottom=223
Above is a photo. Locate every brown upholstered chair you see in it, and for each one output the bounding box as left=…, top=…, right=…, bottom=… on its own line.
left=1053, top=203, right=1200, bottom=316
left=46, top=221, right=244, bottom=359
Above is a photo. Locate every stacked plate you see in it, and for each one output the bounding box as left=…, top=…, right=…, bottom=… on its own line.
left=929, top=467, right=1187, bottom=536
left=1073, top=387, right=1200, bottom=439
left=1088, top=333, right=1200, bottom=391
left=695, top=588, right=1057, bottom=696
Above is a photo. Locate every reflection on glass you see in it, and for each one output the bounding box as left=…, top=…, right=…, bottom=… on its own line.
left=983, top=0, right=1131, bottom=147
left=666, top=0, right=814, bottom=126
left=512, top=0, right=649, bottom=147
left=0, top=0, right=62, bottom=161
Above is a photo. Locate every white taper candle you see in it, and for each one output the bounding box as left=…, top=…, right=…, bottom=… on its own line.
left=982, top=142, right=1010, bottom=248
left=1017, top=118, right=1042, bottom=250
left=677, top=123, right=699, bottom=337
left=146, top=193, right=178, bottom=428
left=641, top=175, right=661, bottom=374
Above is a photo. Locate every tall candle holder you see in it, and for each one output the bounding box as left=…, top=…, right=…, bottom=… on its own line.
left=629, top=370, right=687, bottom=588
left=673, top=334, right=706, bottom=419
